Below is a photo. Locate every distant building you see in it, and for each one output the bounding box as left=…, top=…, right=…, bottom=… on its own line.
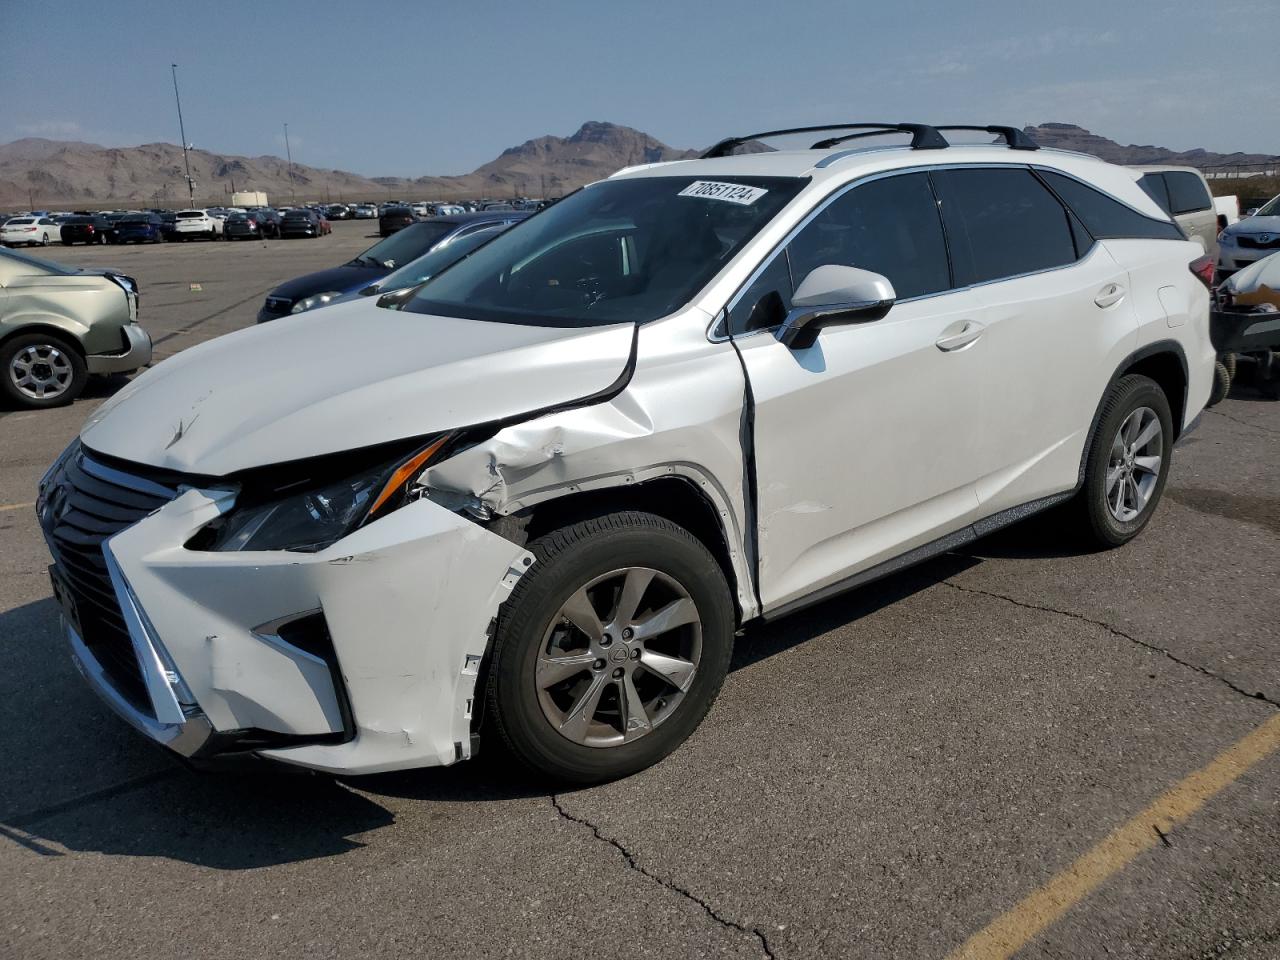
left=231, top=190, right=268, bottom=207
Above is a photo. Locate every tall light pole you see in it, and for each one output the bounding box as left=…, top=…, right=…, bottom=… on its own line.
left=283, top=123, right=297, bottom=204
left=170, top=64, right=196, bottom=208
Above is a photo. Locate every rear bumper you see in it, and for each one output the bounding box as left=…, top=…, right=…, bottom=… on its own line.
left=87, top=323, right=152, bottom=374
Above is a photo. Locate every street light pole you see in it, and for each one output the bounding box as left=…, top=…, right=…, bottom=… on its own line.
left=283, top=123, right=297, bottom=204
left=171, top=64, right=196, bottom=208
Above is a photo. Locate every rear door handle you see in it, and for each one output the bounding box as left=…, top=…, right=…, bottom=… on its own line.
left=1095, top=282, right=1126, bottom=308
left=935, top=319, right=984, bottom=352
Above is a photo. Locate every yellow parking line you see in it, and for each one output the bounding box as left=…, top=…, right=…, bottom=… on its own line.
left=0, top=501, right=35, bottom=512
left=947, top=712, right=1280, bottom=960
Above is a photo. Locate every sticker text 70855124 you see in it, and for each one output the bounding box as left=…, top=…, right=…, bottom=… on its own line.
left=677, top=181, right=769, bottom=205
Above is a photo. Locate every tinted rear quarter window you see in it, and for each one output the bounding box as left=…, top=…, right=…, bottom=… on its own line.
left=1165, top=171, right=1212, bottom=215
left=788, top=172, right=950, bottom=301
left=932, top=168, right=1076, bottom=285
left=1039, top=171, right=1183, bottom=242
left=1138, top=174, right=1171, bottom=214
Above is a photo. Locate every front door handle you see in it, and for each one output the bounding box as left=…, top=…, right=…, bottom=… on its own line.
left=935, top=319, right=984, bottom=352
left=1095, top=282, right=1126, bottom=308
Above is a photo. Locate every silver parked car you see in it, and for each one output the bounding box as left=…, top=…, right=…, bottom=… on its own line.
left=0, top=248, right=152, bottom=408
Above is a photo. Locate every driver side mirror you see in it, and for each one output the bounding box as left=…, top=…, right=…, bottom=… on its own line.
left=778, top=265, right=896, bottom=349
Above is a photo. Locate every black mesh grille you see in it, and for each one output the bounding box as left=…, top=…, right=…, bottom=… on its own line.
left=43, top=449, right=176, bottom=714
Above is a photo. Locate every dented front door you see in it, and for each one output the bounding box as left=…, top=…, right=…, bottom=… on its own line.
left=735, top=290, right=986, bottom=612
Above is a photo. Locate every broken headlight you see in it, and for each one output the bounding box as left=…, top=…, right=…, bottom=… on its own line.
left=204, top=436, right=450, bottom=552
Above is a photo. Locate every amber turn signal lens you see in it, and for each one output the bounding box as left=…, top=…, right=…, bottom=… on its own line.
left=368, top=435, right=450, bottom=516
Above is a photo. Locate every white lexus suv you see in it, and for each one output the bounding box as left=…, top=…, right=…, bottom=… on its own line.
left=39, top=123, right=1215, bottom=783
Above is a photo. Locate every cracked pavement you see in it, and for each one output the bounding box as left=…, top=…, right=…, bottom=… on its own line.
left=2, top=229, right=1278, bottom=959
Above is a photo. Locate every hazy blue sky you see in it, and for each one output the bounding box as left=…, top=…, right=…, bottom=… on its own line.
left=5, top=0, right=1276, bottom=176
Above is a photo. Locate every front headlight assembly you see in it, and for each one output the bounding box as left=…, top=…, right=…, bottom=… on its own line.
left=291, top=291, right=345, bottom=314
left=200, top=436, right=450, bottom=552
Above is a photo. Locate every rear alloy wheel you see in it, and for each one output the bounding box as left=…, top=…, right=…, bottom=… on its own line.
left=486, top=511, right=733, bottom=784
left=1072, top=374, right=1173, bottom=547
left=1, top=333, right=87, bottom=408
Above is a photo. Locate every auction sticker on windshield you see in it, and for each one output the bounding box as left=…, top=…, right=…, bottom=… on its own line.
left=678, top=181, right=769, bottom=205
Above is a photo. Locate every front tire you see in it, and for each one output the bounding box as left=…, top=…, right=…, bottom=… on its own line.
left=1, top=332, right=87, bottom=408
left=1071, top=374, right=1173, bottom=548
left=1208, top=361, right=1231, bottom=406
left=486, top=511, right=734, bottom=784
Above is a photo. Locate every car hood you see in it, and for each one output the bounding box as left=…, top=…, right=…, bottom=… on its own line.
left=79, top=298, right=635, bottom=476
left=269, top=263, right=387, bottom=300
left=1225, top=215, right=1280, bottom=236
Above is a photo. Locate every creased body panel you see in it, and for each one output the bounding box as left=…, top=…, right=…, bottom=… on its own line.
left=423, top=310, right=759, bottom=619
left=110, top=491, right=532, bottom=774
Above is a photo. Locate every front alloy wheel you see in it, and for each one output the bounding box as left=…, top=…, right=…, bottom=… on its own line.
left=536, top=567, right=702, bottom=747
left=1, top=333, right=87, bottom=408
left=486, top=510, right=734, bottom=783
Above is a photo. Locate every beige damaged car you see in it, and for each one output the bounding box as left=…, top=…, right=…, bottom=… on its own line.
left=0, top=247, right=152, bottom=408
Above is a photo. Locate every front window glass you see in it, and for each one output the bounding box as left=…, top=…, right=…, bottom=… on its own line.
left=404, top=175, right=806, bottom=327
left=788, top=172, right=951, bottom=301
left=380, top=226, right=505, bottom=289
left=354, top=220, right=456, bottom=268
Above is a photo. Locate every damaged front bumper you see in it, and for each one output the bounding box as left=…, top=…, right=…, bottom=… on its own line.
left=86, top=323, right=153, bottom=375
left=41, top=447, right=533, bottom=775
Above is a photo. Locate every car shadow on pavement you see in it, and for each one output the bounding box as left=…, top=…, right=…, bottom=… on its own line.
left=0, top=519, right=1070, bottom=866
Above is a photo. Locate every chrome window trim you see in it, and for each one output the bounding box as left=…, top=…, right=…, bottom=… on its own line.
left=709, top=161, right=1112, bottom=343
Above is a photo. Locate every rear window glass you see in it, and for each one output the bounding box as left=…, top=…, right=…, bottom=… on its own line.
left=1137, top=174, right=1171, bottom=214
left=6, top=218, right=35, bottom=225
left=1165, top=172, right=1212, bottom=215
left=932, top=168, right=1077, bottom=285
left=1040, top=171, right=1183, bottom=242
left=176, top=211, right=204, bottom=219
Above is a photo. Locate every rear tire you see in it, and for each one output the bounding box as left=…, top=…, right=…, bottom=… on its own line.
left=485, top=511, right=734, bottom=784
left=1208, top=361, right=1231, bottom=407
left=1069, top=374, right=1173, bottom=548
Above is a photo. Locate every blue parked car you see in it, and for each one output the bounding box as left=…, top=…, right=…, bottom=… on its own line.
left=257, top=211, right=529, bottom=321
left=113, top=213, right=166, bottom=244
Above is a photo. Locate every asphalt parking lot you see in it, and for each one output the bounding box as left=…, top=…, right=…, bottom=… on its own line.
left=2, top=221, right=1277, bottom=959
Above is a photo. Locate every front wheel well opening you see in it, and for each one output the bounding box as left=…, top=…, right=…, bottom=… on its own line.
left=0, top=324, right=86, bottom=359
left=514, top=476, right=740, bottom=610
left=1121, top=350, right=1186, bottom=437
left=469, top=476, right=745, bottom=748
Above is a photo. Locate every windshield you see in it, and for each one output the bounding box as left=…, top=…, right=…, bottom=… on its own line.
left=353, top=220, right=456, bottom=268
left=1256, top=195, right=1280, bottom=217
left=378, top=226, right=506, bottom=291
left=404, top=175, right=805, bottom=327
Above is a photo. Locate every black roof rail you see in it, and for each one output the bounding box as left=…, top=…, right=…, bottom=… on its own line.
left=933, top=125, right=1040, bottom=151
left=701, top=123, right=949, bottom=158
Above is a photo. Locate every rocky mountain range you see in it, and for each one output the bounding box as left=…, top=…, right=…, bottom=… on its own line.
left=1, top=121, right=1274, bottom=209
left=0, top=121, right=696, bottom=208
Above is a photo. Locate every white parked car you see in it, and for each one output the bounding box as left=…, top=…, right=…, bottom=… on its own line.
left=1217, top=193, right=1280, bottom=278
left=171, top=209, right=222, bottom=240
left=38, top=123, right=1214, bottom=783
left=1, top=216, right=61, bottom=247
